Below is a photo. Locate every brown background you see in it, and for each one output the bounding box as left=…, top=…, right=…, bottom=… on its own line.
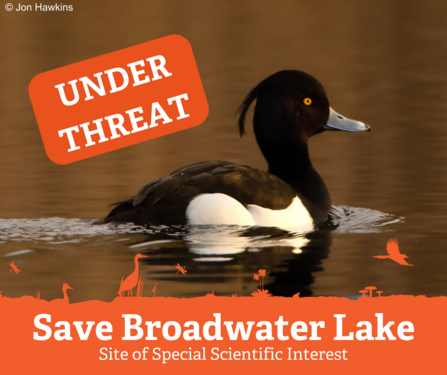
left=1, top=0, right=447, bottom=301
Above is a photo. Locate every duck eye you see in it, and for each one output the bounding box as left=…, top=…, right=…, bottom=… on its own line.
left=303, top=98, right=312, bottom=106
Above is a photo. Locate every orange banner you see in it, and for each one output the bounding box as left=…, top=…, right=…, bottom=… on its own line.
left=29, top=35, right=208, bottom=164
left=0, top=296, right=443, bottom=374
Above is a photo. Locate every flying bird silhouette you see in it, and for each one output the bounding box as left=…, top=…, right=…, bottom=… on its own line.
left=373, top=238, right=413, bottom=266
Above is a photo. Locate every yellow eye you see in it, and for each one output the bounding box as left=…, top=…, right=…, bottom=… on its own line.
left=303, top=98, right=312, bottom=106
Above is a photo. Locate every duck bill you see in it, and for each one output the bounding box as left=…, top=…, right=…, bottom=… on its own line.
left=323, top=107, right=370, bottom=132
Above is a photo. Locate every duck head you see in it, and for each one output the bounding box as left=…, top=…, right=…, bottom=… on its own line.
left=63, top=283, right=73, bottom=291
left=238, top=70, right=369, bottom=174
left=135, top=254, right=148, bottom=260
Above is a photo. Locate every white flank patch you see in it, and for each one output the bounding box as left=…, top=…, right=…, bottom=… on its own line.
left=186, top=193, right=255, bottom=225
left=186, top=193, right=314, bottom=231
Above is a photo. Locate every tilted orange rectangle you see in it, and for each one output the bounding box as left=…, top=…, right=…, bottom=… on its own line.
left=29, top=35, right=208, bottom=164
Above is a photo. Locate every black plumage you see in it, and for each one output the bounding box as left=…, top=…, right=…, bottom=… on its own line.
left=93, top=70, right=368, bottom=227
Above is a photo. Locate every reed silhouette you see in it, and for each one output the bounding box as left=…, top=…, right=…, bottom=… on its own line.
left=118, top=254, right=147, bottom=297
left=137, top=276, right=144, bottom=297
left=152, top=283, right=157, bottom=297
left=252, top=269, right=272, bottom=297
left=254, top=270, right=266, bottom=290
left=254, top=273, right=260, bottom=289
left=51, top=283, right=73, bottom=304
left=373, top=238, right=413, bottom=266
left=252, top=289, right=272, bottom=297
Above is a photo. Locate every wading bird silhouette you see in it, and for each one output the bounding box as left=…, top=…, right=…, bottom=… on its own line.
left=118, top=254, right=147, bottom=297
left=51, top=283, right=73, bottom=304
left=373, top=238, right=413, bottom=266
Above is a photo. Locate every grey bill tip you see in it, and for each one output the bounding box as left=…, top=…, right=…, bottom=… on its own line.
left=323, top=107, right=370, bottom=132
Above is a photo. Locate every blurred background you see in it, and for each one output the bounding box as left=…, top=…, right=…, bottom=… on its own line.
left=1, top=0, right=447, bottom=302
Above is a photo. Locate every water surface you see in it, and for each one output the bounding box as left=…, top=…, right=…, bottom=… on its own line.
left=1, top=0, right=447, bottom=301
left=0, top=207, right=403, bottom=302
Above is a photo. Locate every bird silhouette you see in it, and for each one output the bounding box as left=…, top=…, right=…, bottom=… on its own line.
left=373, top=238, right=413, bottom=266
left=51, top=283, right=73, bottom=304
left=118, top=254, right=147, bottom=297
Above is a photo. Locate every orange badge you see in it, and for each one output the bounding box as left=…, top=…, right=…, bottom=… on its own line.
left=29, top=35, right=208, bottom=164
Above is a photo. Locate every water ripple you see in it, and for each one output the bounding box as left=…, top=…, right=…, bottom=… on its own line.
left=0, top=206, right=403, bottom=246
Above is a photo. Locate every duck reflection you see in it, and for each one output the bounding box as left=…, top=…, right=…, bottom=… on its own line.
left=265, top=230, right=331, bottom=297
left=129, top=225, right=332, bottom=298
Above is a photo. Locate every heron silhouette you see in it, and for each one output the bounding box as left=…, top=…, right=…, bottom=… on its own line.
left=373, top=238, right=413, bottom=266
left=118, top=254, right=147, bottom=297
left=51, top=283, right=73, bottom=304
